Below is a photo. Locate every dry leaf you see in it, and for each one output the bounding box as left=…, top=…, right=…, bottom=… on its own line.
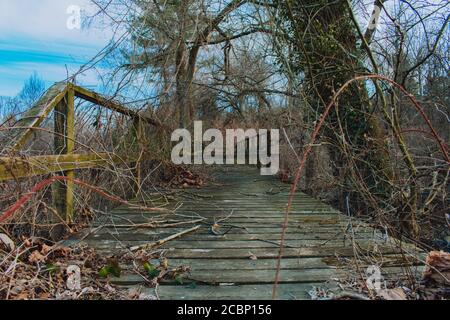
left=39, top=293, right=51, bottom=300
left=248, top=252, right=258, bottom=261
left=22, top=237, right=32, bottom=247
left=10, top=286, right=24, bottom=296
left=127, top=287, right=141, bottom=299
left=15, top=292, right=29, bottom=300
left=422, top=251, right=450, bottom=285
left=41, top=244, right=53, bottom=255
left=379, top=288, right=407, bottom=300
left=0, top=233, right=15, bottom=251
left=160, top=257, right=169, bottom=269
left=211, top=223, right=221, bottom=235
left=28, top=250, right=46, bottom=264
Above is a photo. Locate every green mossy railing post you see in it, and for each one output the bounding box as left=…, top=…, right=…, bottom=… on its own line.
left=52, top=86, right=75, bottom=238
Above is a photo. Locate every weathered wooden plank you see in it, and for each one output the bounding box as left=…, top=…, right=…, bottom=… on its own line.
left=112, top=266, right=425, bottom=285
left=0, top=153, right=125, bottom=181
left=114, top=208, right=342, bottom=214
left=163, top=247, right=421, bottom=259
left=162, top=239, right=383, bottom=249
left=2, top=82, right=68, bottom=151
left=154, top=283, right=324, bottom=300
left=114, top=269, right=341, bottom=285
left=89, top=224, right=378, bottom=235
left=95, top=215, right=350, bottom=224
left=87, top=245, right=416, bottom=258
left=72, top=84, right=160, bottom=127
left=159, top=199, right=333, bottom=203
left=164, top=255, right=421, bottom=271
left=81, top=238, right=389, bottom=250
left=177, top=201, right=326, bottom=206
left=53, top=89, right=75, bottom=224
left=93, top=214, right=355, bottom=226
left=129, top=195, right=332, bottom=202
left=1, top=81, right=159, bottom=153
left=124, top=283, right=329, bottom=300
left=86, top=230, right=379, bottom=241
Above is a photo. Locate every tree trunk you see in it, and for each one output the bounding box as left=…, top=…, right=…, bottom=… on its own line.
left=279, top=0, right=396, bottom=218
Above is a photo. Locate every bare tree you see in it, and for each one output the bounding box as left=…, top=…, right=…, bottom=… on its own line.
left=17, top=71, right=46, bottom=107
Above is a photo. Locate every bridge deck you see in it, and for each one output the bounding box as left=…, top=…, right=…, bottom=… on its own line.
left=71, top=166, right=423, bottom=300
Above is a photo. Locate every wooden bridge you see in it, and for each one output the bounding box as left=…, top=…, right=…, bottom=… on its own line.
left=71, top=166, right=424, bottom=300
left=1, top=83, right=424, bottom=300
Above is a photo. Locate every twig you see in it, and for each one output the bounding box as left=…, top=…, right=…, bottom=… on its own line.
left=215, top=210, right=234, bottom=224
left=272, top=74, right=449, bottom=299
left=102, top=218, right=205, bottom=229
left=255, top=238, right=295, bottom=248
left=130, top=225, right=201, bottom=251
left=0, top=176, right=171, bottom=224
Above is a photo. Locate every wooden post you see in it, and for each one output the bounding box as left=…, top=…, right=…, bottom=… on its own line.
left=133, top=117, right=145, bottom=196
left=52, top=87, right=75, bottom=232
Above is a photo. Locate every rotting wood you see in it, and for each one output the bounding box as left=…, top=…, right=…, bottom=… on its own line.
left=3, top=82, right=68, bottom=151
left=52, top=89, right=75, bottom=227
left=0, top=153, right=127, bottom=181
left=72, top=84, right=160, bottom=127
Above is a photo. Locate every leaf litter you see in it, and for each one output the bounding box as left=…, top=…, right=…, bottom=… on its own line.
left=0, top=237, right=190, bottom=300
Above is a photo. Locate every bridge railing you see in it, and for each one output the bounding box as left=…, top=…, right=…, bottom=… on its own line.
left=0, top=82, right=157, bottom=226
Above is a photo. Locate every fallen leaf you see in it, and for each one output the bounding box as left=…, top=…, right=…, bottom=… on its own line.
left=143, top=262, right=160, bottom=279
left=160, top=257, right=169, bottom=270
left=98, top=267, right=110, bottom=278
left=249, top=252, right=258, bottom=261
left=422, top=251, right=450, bottom=285
left=41, top=244, right=53, bottom=255
left=211, top=223, right=221, bottom=235
left=175, top=275, right=184, bottom=285
left=28, top=250, right=46, bottom=264
left=127, top=287, right=141, bottom=299
left=106, top=258, right=122, bottom=278
left=22, top=237, right=32, bottom=247
left=379, top=288, right=407, bottom=300
left=0, top=233, right=15, bottom=251
left=10, top=286, right=24, bottom=296
left=81, top=287, right=95, bottom=295
left=15, top=292, right=29, bottom=300
left=99, top=260, right=122, bottom=279
left=39, top=293, right=51, bottom=300
left=45, top=263, right=60, bottom=275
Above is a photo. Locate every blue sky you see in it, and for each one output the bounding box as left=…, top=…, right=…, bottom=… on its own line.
left=0, top=0, right=112, bottom=97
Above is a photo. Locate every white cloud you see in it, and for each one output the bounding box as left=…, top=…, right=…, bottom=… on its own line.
left=0, top=0, right=117, bottom=96
left=0, top=0, right=112, bottom=46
